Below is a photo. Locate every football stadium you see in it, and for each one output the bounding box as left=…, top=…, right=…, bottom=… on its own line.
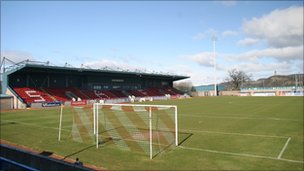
left=0, top=58, right=303, bottom=170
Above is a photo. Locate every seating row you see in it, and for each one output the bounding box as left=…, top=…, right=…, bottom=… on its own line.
left=13, top=87, right=182, bottom=104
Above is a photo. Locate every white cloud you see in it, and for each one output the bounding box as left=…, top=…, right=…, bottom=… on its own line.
left=193, top=29, right=219, bottom=42
left=188, top=45, right=303, bottom=84
left=189, top=46, right=302, bottom=68
left=173, top=68, right=216, bottom=86
left=189, top=71, right=215, bottom=86
left=296, top=62, right=304, bottom=73
left=239, top=61, right=292, bottom=72
left=231, top=62, right=292, bottom=73
left=187, top=52, right=215, bottom=67
left=164, top=64, right=193, bottom=76
left=193, top=32, right=205, bottom=40
left=207, top=29, right=218, bottom=38
left=220, top=0, right=237, bottom=7
left=237, top=38, right=259, bottom=46
left=222, top=30, right=238, bottom=36
left=1, top=50, right=34, bottom=63
left=234, top=46, right=303, bottom=61
left=243, top=6, right=304, bottom=48
left=84, top=59, right=146, bottom=72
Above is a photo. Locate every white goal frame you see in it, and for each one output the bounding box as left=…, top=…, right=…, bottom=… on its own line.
left=93, top=103, right=178, bottom=159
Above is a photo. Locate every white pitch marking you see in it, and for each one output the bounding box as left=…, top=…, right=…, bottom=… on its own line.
left=2, top=119, right=94, bottom=136
left=278, top=137, right=291, bottom=159
left=179, top=146, right=303, bottom=164
left=181, top=129, right=288, bottom=139
left=180, top=114, right=300, bottom=122
left=2, top=119, right=66, bottom=131
left=5, top=115, right=62, bottom=122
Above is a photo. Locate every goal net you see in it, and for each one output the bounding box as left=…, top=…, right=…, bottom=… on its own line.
left=58, top=105, right=96, bottom=144
left=58, top=103, right=178, bottom=159
left=95, top=103, right=178, bottom=159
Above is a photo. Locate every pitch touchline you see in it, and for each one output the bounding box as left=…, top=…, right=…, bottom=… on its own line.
left=1, top=119, right=70, bottom=132
left=181, top=129, right=288, bottom=139
left=180, top=114, right=300, bottom=122
left=2, top=119, right=94, bottom=135
left=179, top=146, right=303, bottom=164
left=3, top=115, right=67, bottom=122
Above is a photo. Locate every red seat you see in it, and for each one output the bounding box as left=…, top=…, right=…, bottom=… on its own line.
left=13, top=87, right=54, bottom=104
left=13, top=86, right=181, bottom=103
left=127, top=90, right=146, bottom=97
left=44, top=87, right=70, bottom=101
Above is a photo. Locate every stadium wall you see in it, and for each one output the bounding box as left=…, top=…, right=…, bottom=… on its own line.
left=0, top=143, right=93, bottom=171
left=0, top=94, right=13, bottom=110
left=192, top=91, right=239, bottom=96
left=219, top=91, right=240, bottom=96
left=241, top=86, right=304, bottom=96
left=5, top=87, right=26, bottom=109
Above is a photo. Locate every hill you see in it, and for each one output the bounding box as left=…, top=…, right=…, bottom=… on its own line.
left=243, top=74, right=303, bottom=87
left=217, top=74, right=304, bottom=90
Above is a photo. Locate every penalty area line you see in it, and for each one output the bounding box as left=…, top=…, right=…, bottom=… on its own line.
left=180, top=114, right=300, bottom=122
left=180, top=129, right=288, bottom=139
left=278, top=137, right=291, bottom=159
left=179, top=146, right=303, bottom=164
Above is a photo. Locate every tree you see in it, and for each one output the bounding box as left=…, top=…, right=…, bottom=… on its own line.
left=173, top=81, right=194, bottom=94
left=225, top=69, right=251, bottom=90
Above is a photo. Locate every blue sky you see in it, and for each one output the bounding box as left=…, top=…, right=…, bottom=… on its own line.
left=1, top=1, right=303, bottom=85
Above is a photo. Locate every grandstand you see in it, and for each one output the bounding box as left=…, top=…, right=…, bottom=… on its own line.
left=1, top=58, right=188, bottom=108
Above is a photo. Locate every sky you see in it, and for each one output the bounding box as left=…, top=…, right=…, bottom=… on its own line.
left=1, top=1, right=303, bottom=86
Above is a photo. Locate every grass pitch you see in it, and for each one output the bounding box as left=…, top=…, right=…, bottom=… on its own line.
left=1, top=96, right=303, bottom=170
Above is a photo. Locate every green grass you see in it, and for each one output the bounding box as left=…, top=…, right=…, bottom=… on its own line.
left=1, top=96, right=303, bottom=170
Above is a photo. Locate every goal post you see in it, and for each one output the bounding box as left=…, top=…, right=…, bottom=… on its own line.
left=58, top=103, right=178, bottom=159
left=58, top=104, right=96, bottom=144
left=58, top=104, right=63, bottom=141
left=93, top=103, right=178, bottom=159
